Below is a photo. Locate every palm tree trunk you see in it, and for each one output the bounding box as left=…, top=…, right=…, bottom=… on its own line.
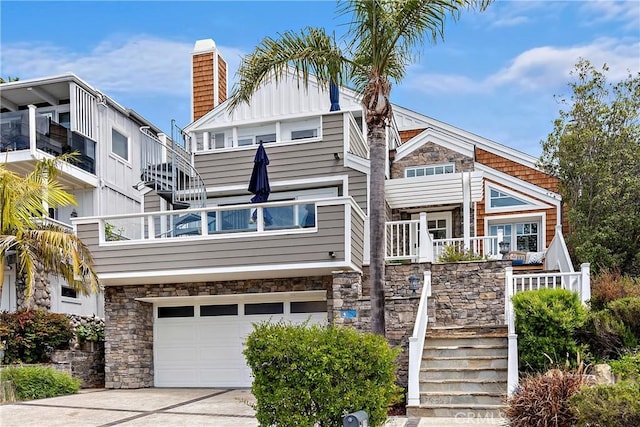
left=369, top=122, right=387, bottom=335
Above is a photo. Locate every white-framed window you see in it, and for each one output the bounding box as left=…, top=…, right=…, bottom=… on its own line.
left=405, top=163, right=455, bottom=178
left=111, top=128, right=129, bottom=161
left=485, top=183, right=550, bottom=213
left=412, top=211, right=452, bottom=240
left=61, top=286, right=78, bottom=299
left=486, top=213, right=545, bottom=253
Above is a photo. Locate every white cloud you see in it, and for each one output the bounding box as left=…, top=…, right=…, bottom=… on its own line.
left=404, top=37, right=639, bottom=95
left=580, top=0, right=640, bottom=31
left=0, top=36, right=245, bottom=98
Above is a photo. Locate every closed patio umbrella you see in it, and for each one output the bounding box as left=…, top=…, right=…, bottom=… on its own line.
left=248, top=143, right=272, bottom=226
left=329, top=81, right=341, bottom=112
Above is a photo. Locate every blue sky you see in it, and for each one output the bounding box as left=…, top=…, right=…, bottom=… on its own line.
left=1, top=1, right=638, bottom=158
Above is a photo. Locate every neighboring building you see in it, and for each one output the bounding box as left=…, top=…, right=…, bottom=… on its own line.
left=72, top=39, right=589, bottom=416
left=0, top=74, right=165, bottom=316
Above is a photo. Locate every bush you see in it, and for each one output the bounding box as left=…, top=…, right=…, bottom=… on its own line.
left=577, top=297, right=640, bottom=360
left=590, top=270, right=640, bottom=311
left=512, top=288, right=587, bottom=373
left=570, top=381, right=640, bottom=426
left=244, top=321, right=401, bottom=427
left=74, top=323, right=104, bottom=343
left=0, top=366, right=80, bottom=401
left=610, top=352, right=640, bottom=381
left=505, top=369, right=585, bottom=426
left=0, top=309, right=73, bottom=364
left=437, top=244, right=486, bottom=262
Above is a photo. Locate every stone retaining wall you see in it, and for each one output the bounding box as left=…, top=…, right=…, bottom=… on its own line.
left=50, top=345, right=105, bottom=388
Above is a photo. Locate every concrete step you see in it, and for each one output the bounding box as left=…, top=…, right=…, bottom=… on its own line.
left=407, top=403, right=506, bottom=419
left=420, top=391, right=505, bottom=406
left=420, top=367, right=507, bottom=381
left=423, top=345, right=507, bottom=358
left=423, top=355, right=508, bottom=370
left=428, top=325, right=508, bottom=338
left=420, top=379, right=506, bottom=394
left=426, top=336, right=507, bottom=347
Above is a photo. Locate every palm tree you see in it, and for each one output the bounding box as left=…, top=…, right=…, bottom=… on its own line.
left=0, top=157, right=99, bottom=308
left=229, top=0, right=492, bottom=335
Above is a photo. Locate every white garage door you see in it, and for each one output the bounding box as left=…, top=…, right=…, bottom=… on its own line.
left=153, top=292, right=327, bottom=387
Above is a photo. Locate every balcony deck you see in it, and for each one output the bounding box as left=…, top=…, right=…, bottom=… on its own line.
left=73, top=197, right=365, bottom=286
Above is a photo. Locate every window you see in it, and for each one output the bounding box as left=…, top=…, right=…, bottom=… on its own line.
left=201, top=304, right=238, bottom=316
left=291, top=129, right=317, bottom=140
left=61, top=286, right=77, bottom=299
left=158, top=306, right=194, bottom=318
left=405, top=163, right=455, bottom=178
left=427, top=219, right=448, bottom=240
left=257, top=133, right=276, bottom=144
left=245, top=302, right=284, bottom=315
left=58, top=112, right=71, bottom=129
left=489, top=221, right=540, bottom=252
left=212, top=132, right=226, bottom=149
left=291, top=301, right=327, bottom=313
left=111, top=128, right=128, bottom=161
left=490, top=189, right=528, bottom=208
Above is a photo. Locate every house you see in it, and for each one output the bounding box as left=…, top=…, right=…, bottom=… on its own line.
left=72, top=39, right=590, bottom=415
left=0, top=74, right=166, bottom=317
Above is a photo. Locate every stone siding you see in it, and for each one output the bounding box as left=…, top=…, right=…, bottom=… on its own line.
left=390, top=141, right=474, bottom=179
left=50, top=345, right=105, bottom=388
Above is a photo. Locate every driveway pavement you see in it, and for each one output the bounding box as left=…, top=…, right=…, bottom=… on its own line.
left=0, top=388, right=505, bottom=426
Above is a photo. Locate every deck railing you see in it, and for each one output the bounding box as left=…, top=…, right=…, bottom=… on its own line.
left=385, top=213, right=433, bottom=262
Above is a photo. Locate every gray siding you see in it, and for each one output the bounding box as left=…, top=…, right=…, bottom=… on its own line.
left=78, top=205, right=347, bottom=275
left=194, top=113, right=368, bottom=213
left=144, top=193, right=162, bottom=213
left=350, top=207, right=365, bottom=268
left=348, top=118, right=368, bottom=159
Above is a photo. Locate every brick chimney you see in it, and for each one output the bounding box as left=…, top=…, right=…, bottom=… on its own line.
left=191, top=39, right=227, bottom=122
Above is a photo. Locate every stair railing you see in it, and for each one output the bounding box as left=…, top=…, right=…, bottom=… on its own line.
left=139, top=124, right=206, bottom=209
left=505, top=266, right=519, bottom=396
left=407, top=270, right=432, bottom=406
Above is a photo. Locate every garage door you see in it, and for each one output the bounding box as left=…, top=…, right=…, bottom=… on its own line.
left=153, top=292, right=327, bottom=387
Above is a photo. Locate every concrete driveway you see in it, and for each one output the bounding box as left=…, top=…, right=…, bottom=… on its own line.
left=0, top=388, right=504, bottom=426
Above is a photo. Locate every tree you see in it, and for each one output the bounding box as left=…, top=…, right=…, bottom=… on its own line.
left=539, top=59, right=640, bottom=275
left=229, top=0, right=492, bottom=334
left=0, top=76, right=19, bottom=84
left=0, top=157, right=100, bottom=307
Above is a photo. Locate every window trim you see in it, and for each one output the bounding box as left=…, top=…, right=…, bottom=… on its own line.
left=484, top=212, right=546, bottom=253
left=405, top=163, right=455, bottom=178
left=411, top=211, right=452, bottom=239
left=484, top=182, right=551, bottom=214
left=110, top=126, right=131, bottom=163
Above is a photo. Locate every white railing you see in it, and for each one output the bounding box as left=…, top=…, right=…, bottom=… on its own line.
left=385, top=213, right=433, bottom=262
left=545, top=224, right=574, bottom=273
left=504, top=262, right=591, bottom=395
left=33, top=216, right=74, bottom=233
left=407, top=271, right=432, bottom=407
left=433, top=236, right=501, bottom=261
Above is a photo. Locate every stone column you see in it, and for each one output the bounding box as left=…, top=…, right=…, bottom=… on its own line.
left=16, top=261, right=51, bottom=310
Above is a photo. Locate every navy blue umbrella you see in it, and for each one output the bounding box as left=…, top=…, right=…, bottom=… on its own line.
left=329, top=81, right=341, bottom=111
left=248, top=143, right=273, bottom=225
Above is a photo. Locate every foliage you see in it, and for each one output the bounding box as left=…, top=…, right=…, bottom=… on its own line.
left=244, top=321, right=401, bottom=427
left=577, top=297, right=640, bottom=360
left=590, top=269, right=640, bottom=311
left=539, top=59, right=640, bottom=275
left=610, top=352, right=640, bottom=381
left=0, top=157, right=100, bottom=305
left=227, top=0, right=493, bottom=334
left=570, top=381, right=640, bottom=427
left=505, top=369, right=585, bottom=427
left=512, top=288, right=587, bottom=373
left=0, top=76, right=19, bottom=84
left=437, top=244, right=486, bottom=262
left=0, top=309, right=73, bottom=363
left=0, top=365, right=80, bottom=401
left=74, top=323, right=105, bottom=343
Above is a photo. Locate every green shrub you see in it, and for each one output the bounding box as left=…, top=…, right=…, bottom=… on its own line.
left=74, top=323, right=104, bottom=343
left=577, top=297, right=640, bottom=360
left=610, top=352, right=640, bottom=381
left=437, top=244, right=486, bottom=262
left=505, top=369, right=584, bottom=427
left=589, top=270, right=640, bottom=311
left=570, top=381, right=640, bottom=427
left=512, top=288, right=587, bottom=373
left=0, top=309, right=73, bottom=364
left=0, top=366, right=80, bottom=401
left=244, top=321, right=401, bottom=427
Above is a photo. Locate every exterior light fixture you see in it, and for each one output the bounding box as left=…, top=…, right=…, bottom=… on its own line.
left=408, top=268, right=420, bottom=295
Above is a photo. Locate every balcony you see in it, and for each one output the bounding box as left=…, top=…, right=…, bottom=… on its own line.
left=0, top=108, right=96, bottom=174
left=73, top=197, right=365, bottom=285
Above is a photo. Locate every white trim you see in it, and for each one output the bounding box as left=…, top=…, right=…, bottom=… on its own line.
left=110, top=125, right=131, bottom=165
left=138, top=290, right=327, bottom=306
left=412, top=211, right=452, bottom=239
left=344, top=153, right=370, bottom=175
left=476, top=164, right=561, bottom=205
left=484, top=212, right=547, bottom=251
left=485, top=182, right=552, bottom=214
left=204, top=175, right=350, bottom=197
left=344, top=202, right=352, bottom=266
left=404, top=162, right=455, bottom=178
left=395, top=127, right=475, bottom=160
left=100, top=261, right=354, bottom=286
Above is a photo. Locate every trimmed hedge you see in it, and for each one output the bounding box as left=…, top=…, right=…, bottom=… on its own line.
left=571, top=381, right=640, bottom=426
left=244, top=321, right=401, bottom=427
left=512, top=288, right=587, bottom=373
left=0, top=366, right=80, bottom=401
left=0, top=309, right=73, bottom=363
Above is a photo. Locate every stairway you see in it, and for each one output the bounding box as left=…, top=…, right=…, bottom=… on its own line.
left=408, top=325, right=507, bottom=418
